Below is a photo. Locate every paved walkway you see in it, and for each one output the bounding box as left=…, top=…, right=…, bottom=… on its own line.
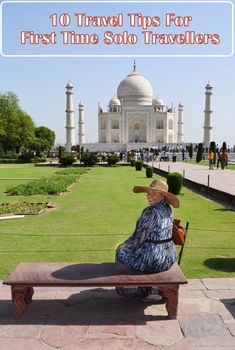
left=1, top=278, right=235, bottom=349
left=151, top=161, right=235, bottom=197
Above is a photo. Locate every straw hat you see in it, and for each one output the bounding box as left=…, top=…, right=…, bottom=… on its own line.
left=133, top=179, right=180, bottom=208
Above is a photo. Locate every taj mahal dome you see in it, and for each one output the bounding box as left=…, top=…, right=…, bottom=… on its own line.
left=64, top=64, right=213, bottom=152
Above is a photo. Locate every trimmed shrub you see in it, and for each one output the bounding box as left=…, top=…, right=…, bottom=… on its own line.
left=135, top=160, right=143, bottom=171
left=0, top=156, right=47, bottom=164
left=146, top=166, right=154, bottom=178
left=106, top=154, right=120, bottom=166
left=196, top=143, right=203, bottom=163
left=130, top=159, right=136, bottom=167
left=60, top=154, right=75, bottom=167
left=81, top=152, right=98, bottom=167
left=167, top=172, right=183, bottom=195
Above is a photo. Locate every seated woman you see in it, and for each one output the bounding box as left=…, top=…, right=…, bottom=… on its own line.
left=116, top=179, right=180, bottom=298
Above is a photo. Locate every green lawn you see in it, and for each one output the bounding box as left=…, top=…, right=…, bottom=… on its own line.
left=0, top=164, right=235, bottom=279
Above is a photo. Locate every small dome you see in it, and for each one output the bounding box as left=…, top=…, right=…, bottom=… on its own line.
left=79, top=101, right=84, bottom=107
left=109, top=97, right=121, bottom=106
left=178, top=101, right=183, bottom=107
left=153, top=97, right=165, bottom=106
left=117, top=68, right=153, bottom=106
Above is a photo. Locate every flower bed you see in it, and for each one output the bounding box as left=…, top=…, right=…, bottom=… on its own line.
left=0, top=202, right=55, bottom=215
left=5, top=168, right=87, bottom=196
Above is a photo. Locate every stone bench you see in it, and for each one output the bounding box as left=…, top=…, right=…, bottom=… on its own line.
left=3, top=261, right=187, bottom=319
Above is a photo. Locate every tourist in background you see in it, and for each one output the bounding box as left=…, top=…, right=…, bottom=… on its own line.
left=208, top=150, right=214, bottom=170
left=217, top=150, right=222, bottom=169
left=221, top=150, right=228, bottom=170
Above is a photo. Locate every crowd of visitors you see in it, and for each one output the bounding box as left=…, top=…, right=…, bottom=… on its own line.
left=94, top=143, right=233, bottom=167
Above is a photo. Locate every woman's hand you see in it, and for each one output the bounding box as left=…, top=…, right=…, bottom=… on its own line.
left=117, top=243, right=125, bottom=250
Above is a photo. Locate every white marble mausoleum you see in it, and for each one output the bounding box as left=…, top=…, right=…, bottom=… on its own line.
left=98, top=65, right=175, bottom=144
left=64, top=63, right=214, bottom=152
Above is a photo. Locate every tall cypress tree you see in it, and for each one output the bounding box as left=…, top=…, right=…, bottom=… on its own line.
left=188, top=143, right=193, bottom=161
left=196, top=143, right=203, bottom=163
left=210, top=141, right=216, bottom=164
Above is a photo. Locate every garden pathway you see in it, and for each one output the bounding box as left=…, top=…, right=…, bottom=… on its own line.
left=151, top=161, right=235, bottom=197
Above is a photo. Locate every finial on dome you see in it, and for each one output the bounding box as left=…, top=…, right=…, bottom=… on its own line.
left=66, top=80, right=73, bottom=89
left=206, top=81, right=213, bottom=89
left=133, top=60, right=136, bottom=71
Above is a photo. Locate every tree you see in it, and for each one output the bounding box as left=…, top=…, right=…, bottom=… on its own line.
left=196, top=143, right=203, bottom=163
left=222, top=141, right=227, bottom=151
left=31, top=126, right=55, bottom=156
left=58, top=145, right=65, bottom=161
left=210, top=141, right=216, bottom=164
left=0, top=92, right=35, bottom=153
left=188, top=143, right=193, bottom=161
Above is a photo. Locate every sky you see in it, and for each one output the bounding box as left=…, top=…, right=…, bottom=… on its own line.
left=0, top=0, right=234, bottom=148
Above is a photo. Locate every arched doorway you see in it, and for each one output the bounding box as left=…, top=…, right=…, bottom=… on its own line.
left=128, top=116, right=147, bottom=142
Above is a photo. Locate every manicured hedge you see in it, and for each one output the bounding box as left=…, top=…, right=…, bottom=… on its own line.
left=0, top=157, right=47, bottom=164
left=146, top=166, right=154, bottom=178
left=135, top=160, right=143, bottom=171
left=0, top=159, right=17, bottom=164
left=167, top=172, right=183, bottom=195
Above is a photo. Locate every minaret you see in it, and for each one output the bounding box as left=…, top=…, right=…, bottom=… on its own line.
left=78, top=102, right=85, bottom=144
left=177, top=102, right=184, bottom=143
left=65, top=81, right=75, bottom=152
left=203, top=82, right=213, bottom=144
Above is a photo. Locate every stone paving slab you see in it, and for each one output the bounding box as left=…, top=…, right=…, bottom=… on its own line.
left=179, top=314, right=230, bottom=337
left=1, top=279, right=235, bottom=350
left=202, top=278, right=235, bottom=290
